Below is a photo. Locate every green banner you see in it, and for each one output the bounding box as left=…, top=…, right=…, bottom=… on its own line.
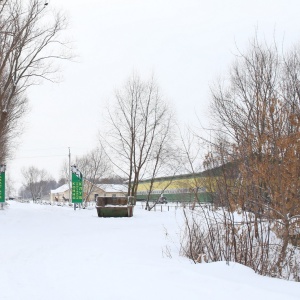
left=72, top=171, right=83, bottom=203
left=0, top=171, right=5, bottom=203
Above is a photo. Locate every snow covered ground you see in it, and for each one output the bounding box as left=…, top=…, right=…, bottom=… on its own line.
left=0, top=201, right=299, bottom=300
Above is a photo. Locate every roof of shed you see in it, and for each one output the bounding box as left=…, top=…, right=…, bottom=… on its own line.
left=51, top=183, right=70, bottom=194
left=96, top=184, right=127, bottom=193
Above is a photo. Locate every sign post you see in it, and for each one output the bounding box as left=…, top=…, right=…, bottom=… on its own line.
left=0, top=164, right=6, bottom=209
left=71, top=165, right=83, bottom=210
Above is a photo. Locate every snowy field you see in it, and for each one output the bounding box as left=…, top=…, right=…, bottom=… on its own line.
left=0, top=201, right=299, bottom=300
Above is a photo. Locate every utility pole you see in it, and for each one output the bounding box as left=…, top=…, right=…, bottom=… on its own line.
left=68, top=147, right=71, bottom=205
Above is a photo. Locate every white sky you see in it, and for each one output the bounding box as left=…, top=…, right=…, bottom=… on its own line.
left=7, top=0, right=300, bottom=190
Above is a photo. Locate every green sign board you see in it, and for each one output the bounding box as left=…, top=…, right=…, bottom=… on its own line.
left=0, top=169, right=5, bottom=203
left=72, top=169, right=83, bottom=203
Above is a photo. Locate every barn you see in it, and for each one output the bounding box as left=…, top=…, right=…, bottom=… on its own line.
left=137, top=172, right=214, bottom=203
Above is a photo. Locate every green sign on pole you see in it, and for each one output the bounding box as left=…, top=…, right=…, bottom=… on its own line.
left=0, top=165, right=6, bottom=203
left=71, top=166, right=83, bottom=203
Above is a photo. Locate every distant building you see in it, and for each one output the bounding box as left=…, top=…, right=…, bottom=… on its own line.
left=50, top=184, right=70, bottom=202
left=137, top=172, right=214, bottom=203
left=50, top=182, right=127, bottom=203
left=136, top=163, right=237, bottom=203
left=95, top=184, right=127, bottom=198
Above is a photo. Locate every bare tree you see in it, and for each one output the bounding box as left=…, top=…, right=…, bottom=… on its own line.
left=0, top=0, right=71, bottom=162
left=75, top=147, right=111, bottom=203
left=177, top=125, right=209, bottom=209
left=102, top=74, right=176, bottom=198
left=59, top=159, right=70, bottom=185
left=5, top=172, right=15, bottom=198
left=21, top=166, right=51, bottom=201
left=142, top=115, right=179, bottom=210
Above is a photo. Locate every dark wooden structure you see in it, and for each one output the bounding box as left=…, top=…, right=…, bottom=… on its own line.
left=96, top=197, right=134, bottom=217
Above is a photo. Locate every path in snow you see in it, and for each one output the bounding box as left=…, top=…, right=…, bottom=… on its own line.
left=0, top=201, right=299, bottom=300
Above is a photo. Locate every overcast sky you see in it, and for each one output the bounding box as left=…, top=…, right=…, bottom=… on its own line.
left=8, top=0, right=300, bottom=190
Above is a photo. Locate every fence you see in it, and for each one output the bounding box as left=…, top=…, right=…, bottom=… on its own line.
left=136, top=202, right=213, bottom=212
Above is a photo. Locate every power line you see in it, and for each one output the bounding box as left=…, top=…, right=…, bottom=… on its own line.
left=11, top=154, right=67, bottom=159
left=18, top=146, right=68, bottom=151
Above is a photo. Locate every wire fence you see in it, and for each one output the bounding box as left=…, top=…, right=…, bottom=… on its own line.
left=14, top=198, right=214, bottom=212
left=136, top=202, right=213, bottom=212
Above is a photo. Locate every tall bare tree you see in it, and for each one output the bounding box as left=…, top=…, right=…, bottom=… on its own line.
left=102, top=74, right=176, bottom=197
left=0, top=0, right=71, bottom=162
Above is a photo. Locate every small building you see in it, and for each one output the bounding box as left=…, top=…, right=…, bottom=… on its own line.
left=50, top=182, right=127, bottom=203
left=50, top=184, right=70, bottom=202
left=95, top=184, right=127, bottom=198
